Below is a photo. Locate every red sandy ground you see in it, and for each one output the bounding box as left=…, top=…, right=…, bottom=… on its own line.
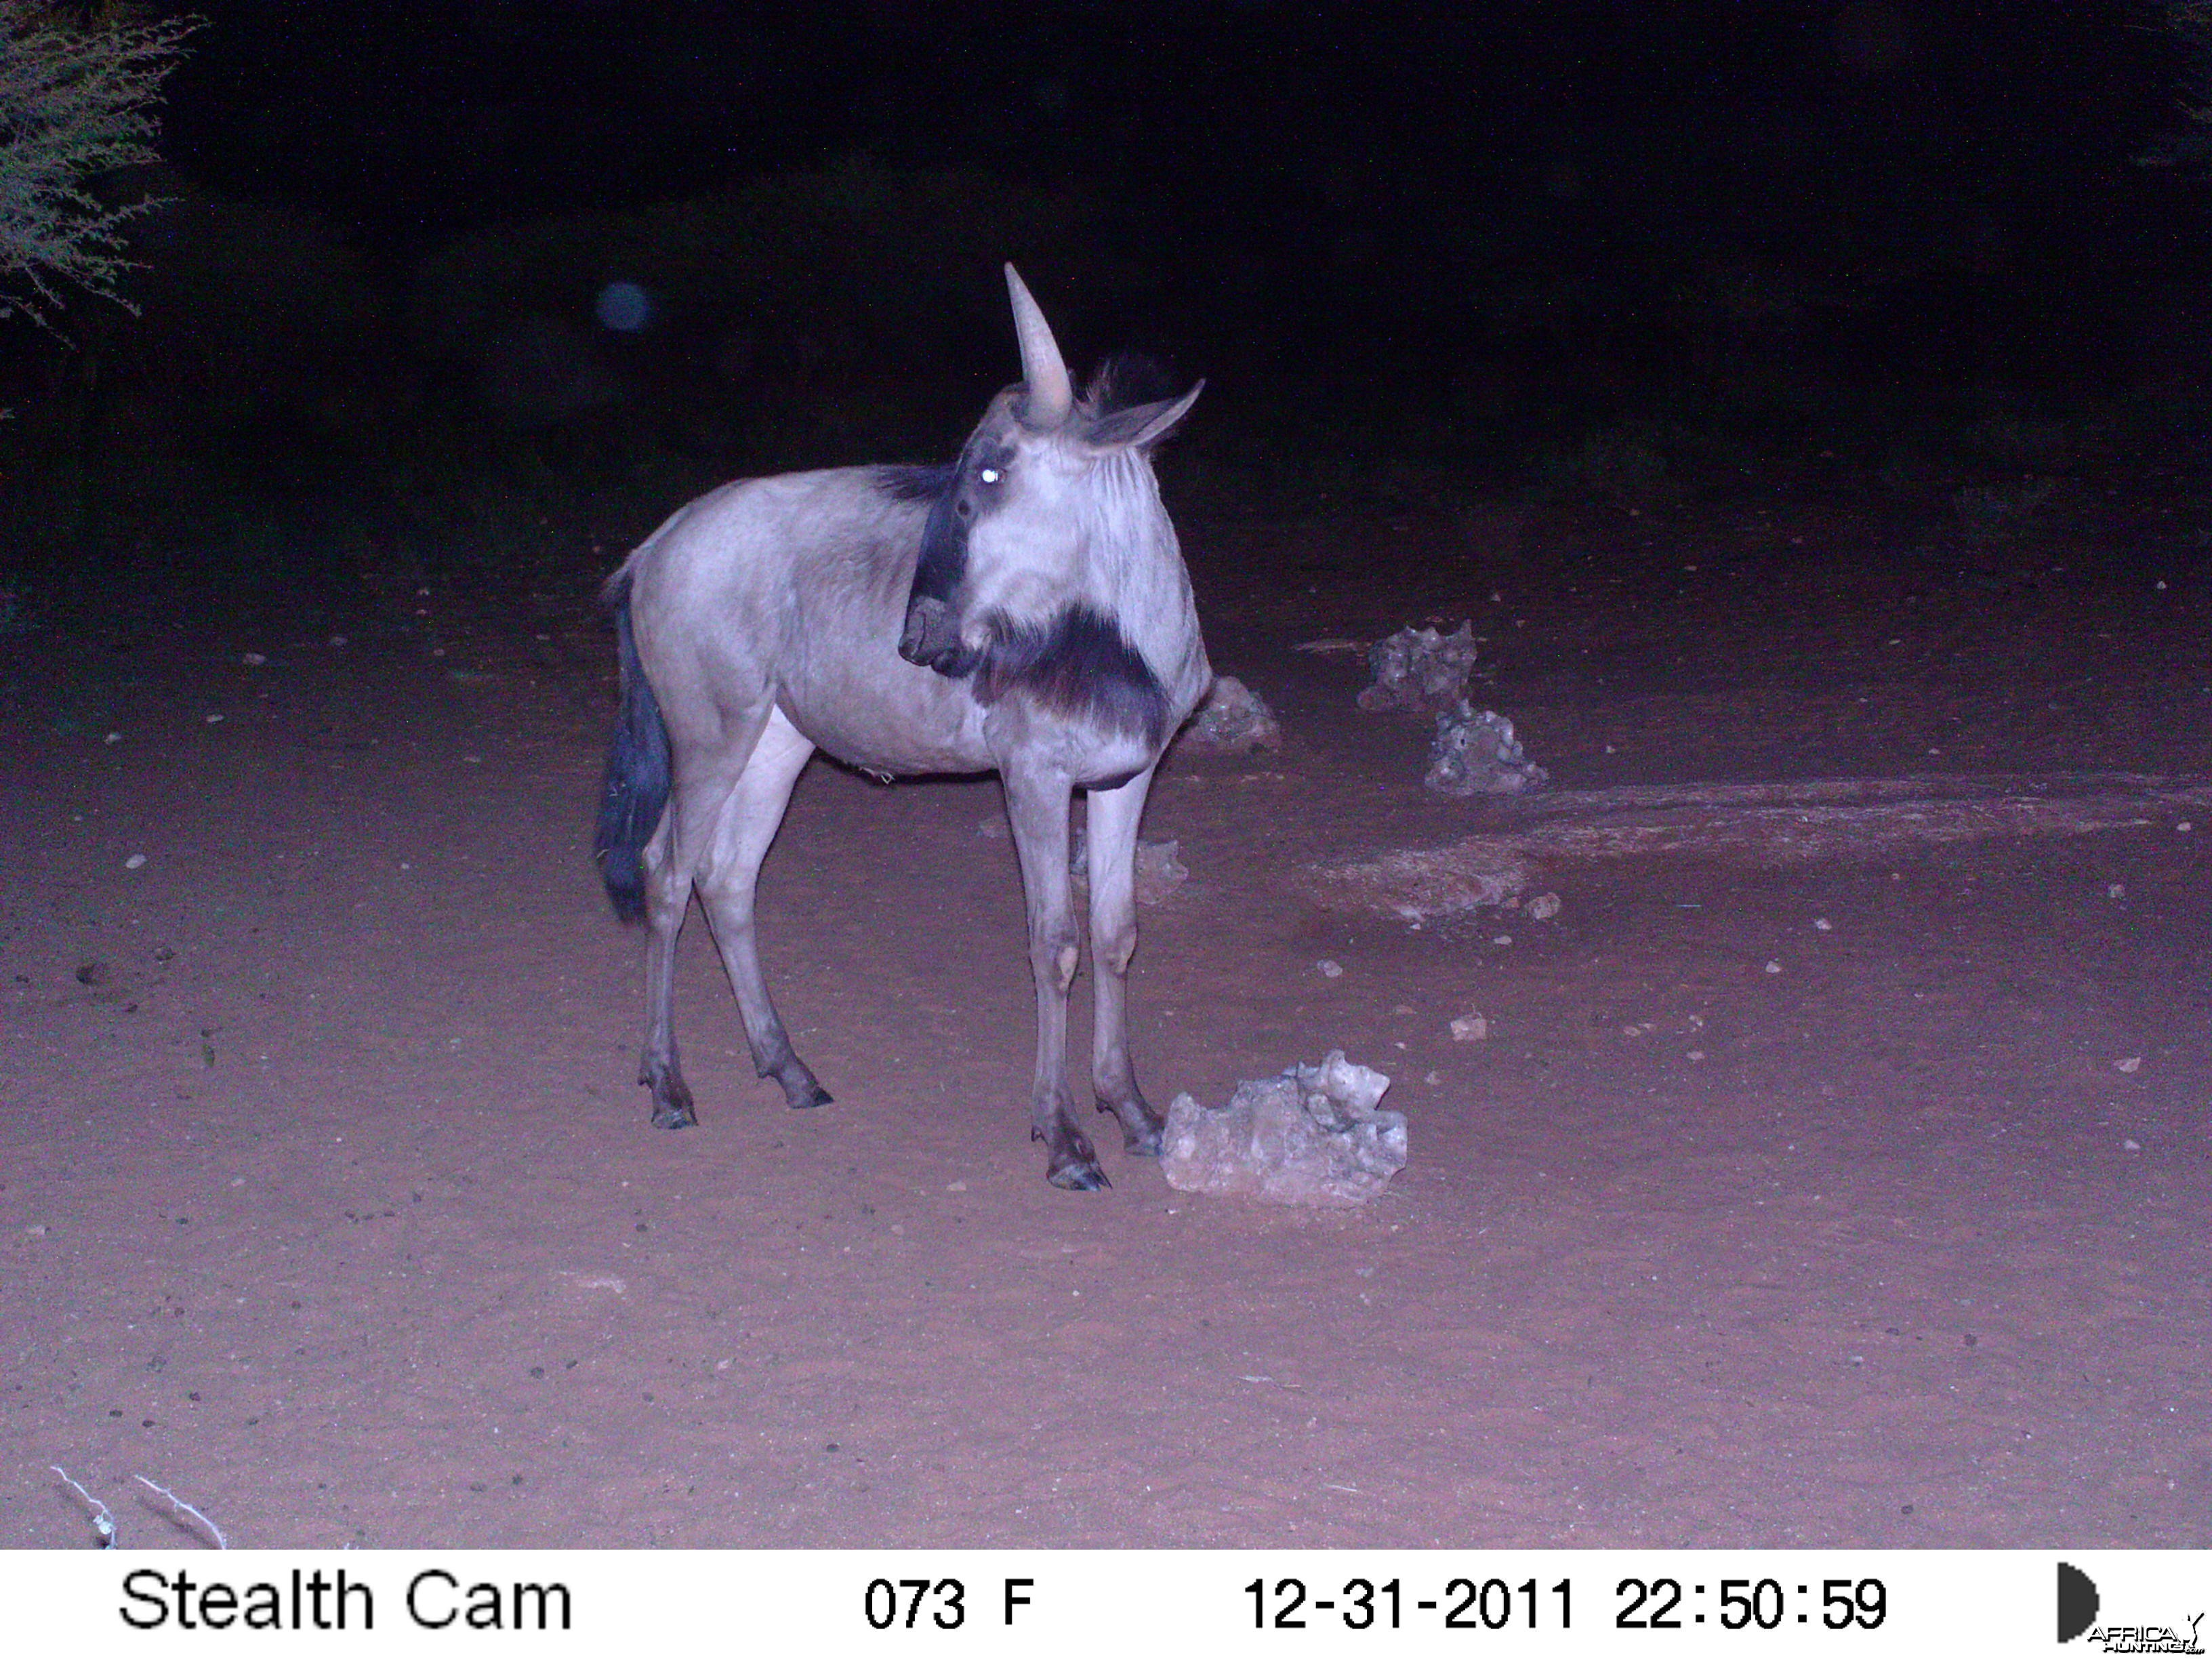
left=3, top=486, right=2208, bottom=1549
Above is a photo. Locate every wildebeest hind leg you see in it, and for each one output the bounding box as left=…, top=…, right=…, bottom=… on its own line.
left=694, top=708, right=832, bottom=1110
left=638, top=813, right=699, bottom=1128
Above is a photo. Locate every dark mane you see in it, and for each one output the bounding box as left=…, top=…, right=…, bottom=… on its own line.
left=974, top=603, right=1170, bottom=750
left=1081, top=353, right=1179, bottom=419
left=869, top=463, right=956, bottom=503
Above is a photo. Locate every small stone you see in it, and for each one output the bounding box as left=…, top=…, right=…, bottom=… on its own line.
left=204, top=713, right=224, bottom=724
left=104, top=731, right=122, bottom=745
left=2107, top=884, right=2125, bottom=900
left=123, top=853, right=147, bottom=870
left=241, top=652, right=267, bottom=667
left=1130, top=839, right=1189, bottom=905
left=1317, top=959, right=1344, bottom=979
left=1525, top=892, right=1561, bottom=920
left=1450, top=1014, right=1487, bottom=1042
left=1814, top=918, right=1832, bottom=930
left=2116, top=1057, right=2142, bottom=1073
left=1764, top=960, right=1783, bottom=975
left=2122, top=1138, right=2142, bottom=1151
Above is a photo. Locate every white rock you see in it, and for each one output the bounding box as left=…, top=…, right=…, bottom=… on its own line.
left=1360, top=623, right=1482, bottom=713
left=1425, top=703, right=1549, bottom=798
left=1180, top=676, right=1282, bottom=752
left=1066, top=828, right=1188, bottom=904
left=1162, top=1051, right=1407, bottom=1207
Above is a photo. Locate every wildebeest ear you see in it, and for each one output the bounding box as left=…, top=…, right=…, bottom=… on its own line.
left=1083, top=380, right=1204, bottom=451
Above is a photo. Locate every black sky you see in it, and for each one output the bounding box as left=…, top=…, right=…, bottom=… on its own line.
left=163, top=1, right=2183, bottom=255
left=0, top=0, right=2148, bottom=492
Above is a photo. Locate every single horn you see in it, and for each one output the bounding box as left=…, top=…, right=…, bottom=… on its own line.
left=1004, top=263, right=1072, bottom=429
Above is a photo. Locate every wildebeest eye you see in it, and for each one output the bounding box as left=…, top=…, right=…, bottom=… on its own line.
left=979, top=467, right=1002, bottom=485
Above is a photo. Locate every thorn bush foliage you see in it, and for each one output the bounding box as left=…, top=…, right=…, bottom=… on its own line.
left=0, top=2, right=198, bottom=331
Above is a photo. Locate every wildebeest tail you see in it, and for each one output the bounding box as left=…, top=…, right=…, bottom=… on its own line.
left=594, top=577, right=671, bottom=924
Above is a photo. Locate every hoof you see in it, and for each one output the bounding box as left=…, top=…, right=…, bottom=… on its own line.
left=651, top=1099, right=697, bottom=1130
left=1048, top=1158, right=1111, bottom=1192
left=642, top=1065, right=697, bottom=1130
left=1036, top=1122, right=1107, bottom=1189
left=1097, top=1099, right=1164, bottom=1158
left=787, top=1083, right=833, bottom=1111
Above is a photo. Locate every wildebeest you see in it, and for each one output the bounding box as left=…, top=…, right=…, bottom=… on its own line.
left=594, top=266, right=1211, bottom=1189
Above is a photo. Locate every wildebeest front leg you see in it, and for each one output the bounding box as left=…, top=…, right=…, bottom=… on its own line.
left=1002, top=764, right=1101, bottom=1189
left=1084, top=765, right=1164, bottom=1155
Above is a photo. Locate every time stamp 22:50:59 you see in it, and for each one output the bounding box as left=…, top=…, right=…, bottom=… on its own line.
left=1246, top=1575, right=1889, bottom=1633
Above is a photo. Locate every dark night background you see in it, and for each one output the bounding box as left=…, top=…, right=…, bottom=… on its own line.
left=2, top=0, right=2207, bottom=605
left=13, top=4, right=2212, bottom=1554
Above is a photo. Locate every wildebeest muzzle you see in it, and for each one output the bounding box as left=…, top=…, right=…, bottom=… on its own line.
left=898, top=594, right=966, bottom=675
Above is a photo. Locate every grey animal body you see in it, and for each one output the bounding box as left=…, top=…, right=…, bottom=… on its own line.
left=595, top=266, right=1211, bottom=1189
